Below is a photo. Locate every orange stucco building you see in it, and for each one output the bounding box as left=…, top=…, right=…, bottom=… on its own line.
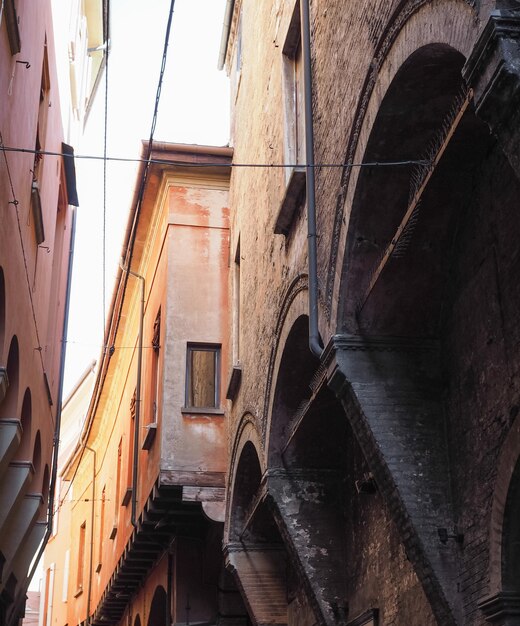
left=43, top=142, right=248, bottom=626
left=0, top=1, right=103, bottom=623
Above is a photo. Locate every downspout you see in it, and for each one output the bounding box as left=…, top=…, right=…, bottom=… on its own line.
left=10, top=204, right=78, bottom=625
left=167, top=548, right=173, bottom=626
left=85, top=445, right=96, bottom=624
left=120, top=263, right=145, bottom=528
left=301, top=0, right=323, bottom=358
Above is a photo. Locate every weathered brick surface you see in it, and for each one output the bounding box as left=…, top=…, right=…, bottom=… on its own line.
left=225, top=1, right=520, bottom=625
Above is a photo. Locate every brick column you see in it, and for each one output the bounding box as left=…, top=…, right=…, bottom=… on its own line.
left=326, top=335, right=461, bottom=626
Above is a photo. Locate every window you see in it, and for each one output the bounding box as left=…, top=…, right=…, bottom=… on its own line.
left=149, top=309, right=161, bottom=424
left=4, top=0, right=21, bottom=55
left=274, top=1, right=307, bottom=235
left=75, top=522, right=86, bottom=595
left=42, top=564, right=54, bottom=626
left=233, top=241, right=241, bottom=364
left=282, top=1, right=305, bottom=175
left=226, top=240, right=242, bottom=401
left=62, top=550, right=70, bottom=602
left=123, top=391, right=136, bottom=506
left=96, top=487, right=105, bottom=572
left=110, top=439, right=122, bottom=539
left=185, top=344, right=221, bottom=410
left=30, top=42, right=51, bottom=246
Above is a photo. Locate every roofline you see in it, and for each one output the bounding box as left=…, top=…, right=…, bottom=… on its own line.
left=218, top=0, right=236, bottom=71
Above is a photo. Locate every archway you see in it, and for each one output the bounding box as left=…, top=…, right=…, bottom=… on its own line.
left=338, top=44, right=491, bottom=336
left=502, top=457, right=520, bottom=593
left=147, top=585, right=167, bottom=626
left=31, top=432, right=42, bottom=487
left=227, top=440, right=288, bottom=625
left=14, top=389, right=31, bottom=461
left=334, top=37, right=520, bottom=626
left=0, top=268, right=5, bottom=357
left=0, top=337, right=19, bottom=419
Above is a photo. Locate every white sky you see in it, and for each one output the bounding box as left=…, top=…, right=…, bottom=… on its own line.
left=63, top=0, right=230, bottom=394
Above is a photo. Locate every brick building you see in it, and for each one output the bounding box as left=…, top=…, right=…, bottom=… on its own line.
left=220, top=1, right=520, bottom=625
left=0, top=1, right=103, bottom=624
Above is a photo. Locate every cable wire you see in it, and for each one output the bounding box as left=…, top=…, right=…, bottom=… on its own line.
left=0, top=145, right=430, bottom=169
left=102, top=0, right=110, bottom=340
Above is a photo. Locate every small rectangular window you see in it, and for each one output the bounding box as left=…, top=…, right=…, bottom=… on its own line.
left=185, top=344, right=220, bottom=410
left=76, top=522, right=86, bottom=594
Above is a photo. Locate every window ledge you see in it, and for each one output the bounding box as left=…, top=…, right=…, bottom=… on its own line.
left=181, top=407, right=225, bottom=416
left=121, top=487, right=132, bottom=507
left=274, top=166, right=306, bottom=235
left=226, top=365, right=242, bottom=401
left=142, top=422, right=157, bottom=451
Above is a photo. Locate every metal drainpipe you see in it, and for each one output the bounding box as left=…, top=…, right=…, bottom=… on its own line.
left=301, top=0, right=323, bottom=358
left=85, top=445, right=96, bottom=624
left=9, top=205, right=78, bottom=626
left=120, top=263, right=145, bottom=528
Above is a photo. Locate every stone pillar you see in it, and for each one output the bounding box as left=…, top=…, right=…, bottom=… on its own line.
left=463, top=10, right=520, bottom=179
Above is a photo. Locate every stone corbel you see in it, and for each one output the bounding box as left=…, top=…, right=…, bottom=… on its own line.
left=462, top=10, right=520, bottom=178
left=478, top=591, right=520, bottom=625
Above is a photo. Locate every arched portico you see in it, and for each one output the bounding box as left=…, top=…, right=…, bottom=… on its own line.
left=328, top=5, right=520, bottom=625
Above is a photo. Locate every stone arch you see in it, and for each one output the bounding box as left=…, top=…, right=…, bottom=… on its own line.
left=38, top=465, right=50, bottom=521
left=337, top=42, right=484, bottom=336
left=147, top=585, right=167, bottom=626
left=0, top=267, right=5, bottom=357
left=41, top=464, right=50, bottom=501
left=228, top=420, right=265, bottom=543
left=32, top=431, right=42, bottom=487
left=481, top=414, right=520, bottom=621
left=261, top=274, right=308, bottom=433
left=267, top=315, right=319, bottom=468
left=14, top=388, right=32, bottom=461
left=328, top=0, right=479, bottom=323
left=0, top=336, right=19, bottom=418
left=329, top=10, right=520, bottom=623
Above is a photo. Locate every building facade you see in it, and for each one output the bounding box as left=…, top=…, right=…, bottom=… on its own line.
left=43, top=143, right=249, bottom=626
left=0, top=1, right=103, bottom=623
left=220, top=1, right=520, bottom=626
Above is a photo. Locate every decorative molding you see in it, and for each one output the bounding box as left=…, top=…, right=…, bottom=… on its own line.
left=261, top=274, right=308, bottom=436
left=478, top=591, right=520, bottom=623
left=462, top=10, right=520, bottom=176
left=329, top=333, right=438, bottom=354
left=347, top=608, right=379, bottom=626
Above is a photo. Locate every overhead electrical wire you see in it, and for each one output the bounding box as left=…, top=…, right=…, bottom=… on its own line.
left=102, top=0, right=110, bottom=338
left=0, top=144, right=431, bottom=169
left=54, top=0, right=177, bottom=517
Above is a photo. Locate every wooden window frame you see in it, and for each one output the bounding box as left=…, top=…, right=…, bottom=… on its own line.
left=183, top=343, right=222, bottom=414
